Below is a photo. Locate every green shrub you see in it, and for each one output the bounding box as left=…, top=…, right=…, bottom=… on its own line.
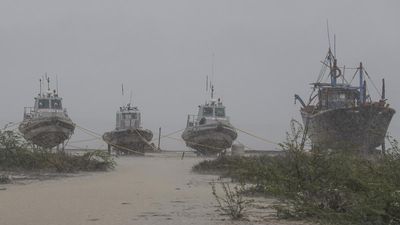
left=0, top=130, right=115, bottom=172
left=211, top=181, right=253, bottom=220
left=193, top=121, right=400, bottom=225
left=0, top=174, right=10, bottom=184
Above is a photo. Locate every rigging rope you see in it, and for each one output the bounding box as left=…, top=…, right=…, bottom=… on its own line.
left=363, top=69, right=382, bottom=98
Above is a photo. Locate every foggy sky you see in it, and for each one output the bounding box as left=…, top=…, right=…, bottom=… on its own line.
left=1, top=0, right=399, bottom=150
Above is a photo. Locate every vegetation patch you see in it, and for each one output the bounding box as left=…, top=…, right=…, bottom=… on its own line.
left=0, top=174, right=11, bottom=184
left=194, top=120, right=400, bottom=225
left=211, top=181, right=253, bottom=220
left=0, top=130, right=115, bottom=172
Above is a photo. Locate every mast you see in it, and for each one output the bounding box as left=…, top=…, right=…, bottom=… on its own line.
left=331, top=58, right=338, bottom=86
left=211, top=85, right=214, bottom=99
left=381, top=78, right=385, bottom=100
left=359, top=62, right=364, bottom=104
left=328, top=49, right=339, bottom=86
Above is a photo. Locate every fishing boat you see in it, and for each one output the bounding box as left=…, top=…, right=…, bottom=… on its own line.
left=295, top=47, right=395, bottom=153
left=102, top=103, right=153, bottom=155
left=19, top=77, right=75, bottom=149
left=182, top=85, right=237, bottom=155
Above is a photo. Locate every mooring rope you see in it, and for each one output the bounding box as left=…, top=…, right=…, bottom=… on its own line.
left=69, top=137, right=100, bottom=144
left=71, top=123, right=281, bottom=153
left=233, top=126, right=280, bottom=146
left=74, top=125, right=145, bottom=155
left=165, top=136, right=226, bottom=150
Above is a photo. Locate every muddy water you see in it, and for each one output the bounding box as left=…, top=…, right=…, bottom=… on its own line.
left=0, top=155, right=310, bottom=225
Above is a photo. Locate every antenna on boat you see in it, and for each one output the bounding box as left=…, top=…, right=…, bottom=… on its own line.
left=334, top=34, right=337, bottom=58
left=326, top=20, right=332, bottom=50
left=56, top=75, right=59, bottom=95
left=121, top=83, right=124, bottom=96
left=45, top=73, right=50, bottom=91
left=211, top=85, right=214, bottom=99
left=129, top=90, right=133, bottom=105
left=211, top=53, right=215, bottom=82
left=39, top=78, right=42, bottom=96
left=381, top=78, right=386, bottom=100
left=206, top=76, right=208, bottom=92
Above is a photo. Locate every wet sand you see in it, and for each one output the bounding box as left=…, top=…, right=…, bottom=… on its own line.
left=0, top=154, right=310, bottom=225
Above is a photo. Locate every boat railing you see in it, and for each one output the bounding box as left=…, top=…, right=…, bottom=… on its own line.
left=23, top=106, right=70, bottom=119
left=186, top=114, right=231, bottom=127
left=23, top=107, right=35, bottom=119
left=186, top=114, right=199, bottom=127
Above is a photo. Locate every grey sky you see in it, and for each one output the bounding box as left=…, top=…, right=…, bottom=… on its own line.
left=1, top=0, right=399, bottom=150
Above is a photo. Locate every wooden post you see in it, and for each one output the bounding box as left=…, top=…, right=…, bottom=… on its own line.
left=181, top=151, right=185, bottom=160
left=107, top=144, right=111, bottom=154
left=157, top=127, right=161, bottom=151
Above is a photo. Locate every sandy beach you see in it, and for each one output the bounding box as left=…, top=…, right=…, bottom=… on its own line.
left=0, top=154, right=309, bottom=225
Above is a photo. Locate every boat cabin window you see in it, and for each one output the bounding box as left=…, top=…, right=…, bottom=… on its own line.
left=38, top=99, right=50, bottom=109
left=215, top=107, right=225, bottom=117
left=51, top=99, right=62, bottom=109
left=319, top=88, right=358, bottom=110
left=123, top=113, right=137, bottom=120
left=203, top=107, right=213, bottom=117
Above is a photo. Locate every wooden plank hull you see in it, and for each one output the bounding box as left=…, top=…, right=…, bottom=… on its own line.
left=301, top=104, right=395, bottom=152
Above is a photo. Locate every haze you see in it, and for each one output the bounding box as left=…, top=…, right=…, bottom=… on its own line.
left=0, top=0, right=399, bottom=150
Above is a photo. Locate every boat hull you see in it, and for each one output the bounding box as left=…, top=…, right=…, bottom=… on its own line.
left=301, top=104, right=395, bottom=152
left=102, top=128, right=153, bottom=154
left=182, top=123, right=237, bottom=155
left=19, top=117, right=75, bottom=149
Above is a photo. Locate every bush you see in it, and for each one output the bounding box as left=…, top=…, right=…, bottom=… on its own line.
left=0, top=130, right=115, bottom=172
left=193, top=121, right=400, bottom=225
left=0, top=174, right=11, bottom=184
left=211, top=181, right=253, bottom=220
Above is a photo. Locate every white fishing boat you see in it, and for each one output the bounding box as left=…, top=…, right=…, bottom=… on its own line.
left=103, top=103, right=153, bottom=155
left=19, top=77, right=75, bottom=149
left=182, top=85, right=237, bottom=155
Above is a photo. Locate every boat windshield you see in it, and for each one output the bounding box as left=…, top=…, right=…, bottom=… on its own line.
left=51, top=99, right=62, bottom=109
left=215, top=107, right=225, bottom=117
left=123, top=113, right=137, bottom=119
left=203, top=107, right=213, bottom=117
left=319, top=88, right=358, bottom=110
left=38, top=99, right=50, bottom=109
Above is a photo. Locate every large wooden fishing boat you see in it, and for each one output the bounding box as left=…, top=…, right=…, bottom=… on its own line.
left=295, top=48, right=395, bottom=152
